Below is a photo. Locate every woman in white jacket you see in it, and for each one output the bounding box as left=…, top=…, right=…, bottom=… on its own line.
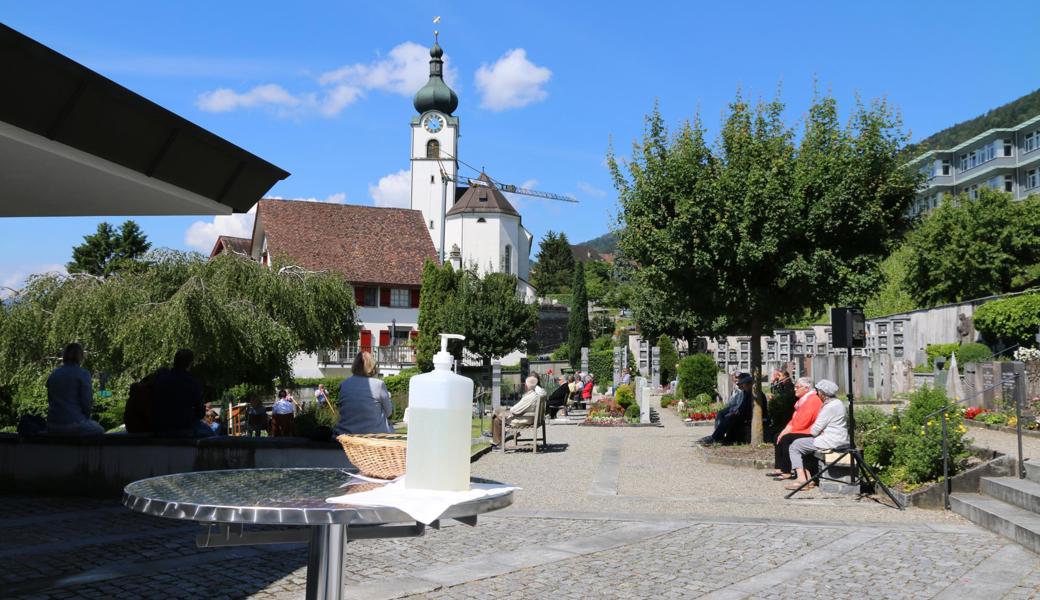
left=784, top=379, right=849, bottom=491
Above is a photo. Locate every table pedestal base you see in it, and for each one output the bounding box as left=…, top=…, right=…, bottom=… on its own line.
left=307, top=524, right=346, bottom=600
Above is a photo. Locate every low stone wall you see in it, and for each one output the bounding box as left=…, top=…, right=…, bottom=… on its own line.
left=0, top=433, right=349, bottom=496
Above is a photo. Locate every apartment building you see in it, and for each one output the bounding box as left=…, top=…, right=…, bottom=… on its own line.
left=908, top=114, right=1040, bottom=214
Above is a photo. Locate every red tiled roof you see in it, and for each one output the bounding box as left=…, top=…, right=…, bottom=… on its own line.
left=255, top=199, right=437, bottom=286
left=209, top=235, right=252, bottom=258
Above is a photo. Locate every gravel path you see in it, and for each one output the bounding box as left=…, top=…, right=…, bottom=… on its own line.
left=472, top=397, right=964, bottom=525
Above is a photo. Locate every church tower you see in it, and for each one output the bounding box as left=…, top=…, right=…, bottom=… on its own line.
left=410, top=37, right=459, bottom=258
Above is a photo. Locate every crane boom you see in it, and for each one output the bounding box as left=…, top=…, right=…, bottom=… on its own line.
left=464, top=177, right=578, bottom=203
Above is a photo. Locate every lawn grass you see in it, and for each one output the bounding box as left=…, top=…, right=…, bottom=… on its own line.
left=396, top=417, right=490, bottom=456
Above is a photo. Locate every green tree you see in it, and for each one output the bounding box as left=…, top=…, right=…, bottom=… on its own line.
left=67, top=220, right=152, bottom=276
left=863, top=244, right=917, bottom=318
left=973, top=293, right=1040, bottom=347
left=583, top=259, right=610, bottom=304
left=568, top=261, right=590, bottom=368
left=416, top=261, right=461, bottom=371
left=904, top=190, right=1040, bottom=307
left=530, top=231, right=575, bottom=294
left=610, top=92, right=918, bottom=442
left=0, top=251, right=356, bottom=425
left=449, top=271, right=537, bottom=366
left=657, top=334, right=679, bottom=385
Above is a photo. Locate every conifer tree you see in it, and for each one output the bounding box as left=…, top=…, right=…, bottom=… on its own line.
left=531, top=231, right=576, bottom=294
left=568, top=261, right=590, bottom=368
left=416, top=261, right=461, bottom=372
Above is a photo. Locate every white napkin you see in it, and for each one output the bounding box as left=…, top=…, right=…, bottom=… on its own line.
left=326, top=479, right=519, bottom=525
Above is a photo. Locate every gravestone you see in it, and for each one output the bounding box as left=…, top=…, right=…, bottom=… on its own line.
left=581, top=347, right=589, bottom=374
left=638, top=337, right=650, bottom=374
left=651, top=346, right=661, bottom=388
left=636, top=376, right=650, bottom=423
left=612, top=346, right=623, bottom=386
left=491, top=360, right=502, bottom=411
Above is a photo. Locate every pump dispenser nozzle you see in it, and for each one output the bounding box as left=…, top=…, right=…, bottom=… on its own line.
left=434, top=333, right=465, bottom=369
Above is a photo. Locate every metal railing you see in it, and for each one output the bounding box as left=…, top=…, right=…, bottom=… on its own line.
left=319, top=343, right=416, bottom=368
left=930, top=368, right=1027, bottom=510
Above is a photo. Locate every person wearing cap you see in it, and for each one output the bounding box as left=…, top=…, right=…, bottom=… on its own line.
left=784, top=379, right=849, bottom=491
left=698, top=372, right=754, bottom=445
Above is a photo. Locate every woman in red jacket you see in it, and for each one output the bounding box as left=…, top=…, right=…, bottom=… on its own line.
left=581, top=374, right=595, bottom=403
left=766, top=377, right=822, bottom=480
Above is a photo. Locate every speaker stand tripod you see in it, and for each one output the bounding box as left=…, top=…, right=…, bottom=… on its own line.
left=784, top=445, right=904, bottom=510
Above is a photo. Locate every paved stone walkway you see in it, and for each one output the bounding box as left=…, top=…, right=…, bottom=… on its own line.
left=5, top=401, right=1040, bottom=599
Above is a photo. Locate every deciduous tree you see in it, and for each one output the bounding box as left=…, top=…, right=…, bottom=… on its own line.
left=904, top=189, right=1040, bottom=307
left=448, top=271, right=538, bottom=366
left=610, top=92, right=918, bottom=442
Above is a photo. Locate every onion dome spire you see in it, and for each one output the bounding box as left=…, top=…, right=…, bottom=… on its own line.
left=413, top=32, right=458, bottom=115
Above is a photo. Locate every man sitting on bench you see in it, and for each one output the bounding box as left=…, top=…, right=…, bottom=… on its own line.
left=698, top=372, right=753, bottom=446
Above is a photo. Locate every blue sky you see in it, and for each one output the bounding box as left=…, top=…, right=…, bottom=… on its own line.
left=3, top=1, right=1040, bottom=291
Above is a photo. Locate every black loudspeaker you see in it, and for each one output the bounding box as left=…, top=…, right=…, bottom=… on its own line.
left=831, top=307, right=866, bottom=348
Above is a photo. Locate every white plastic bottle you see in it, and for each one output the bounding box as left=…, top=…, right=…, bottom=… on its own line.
left=405, top=333, right=473, bottom=491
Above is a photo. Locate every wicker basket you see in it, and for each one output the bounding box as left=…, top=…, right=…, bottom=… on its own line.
left=336, top=433, right=407, bottom=480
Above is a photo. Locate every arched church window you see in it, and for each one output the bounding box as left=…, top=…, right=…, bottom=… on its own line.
left=476, top=217, right=486, bottom=223
left=502, top=245, right=512, bottom=274
left=426, top=139, right=440, bottom=159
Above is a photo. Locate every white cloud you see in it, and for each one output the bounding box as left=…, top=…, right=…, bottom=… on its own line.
left=185, top=206, right=257, bottom=252
left=196, top=84, right=302, bottom=113
left=196, top=42, right=458, bottom=118
left=576, top=181, right=607, bottom=198
left=475, top=49, right=551, bottom=111
left=369, top=170, right=412, bottom=208
left=1, top=264, right=66, bottom=298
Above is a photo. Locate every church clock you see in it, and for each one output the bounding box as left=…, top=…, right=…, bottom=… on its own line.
left=423, top=113, right=444, bottom=133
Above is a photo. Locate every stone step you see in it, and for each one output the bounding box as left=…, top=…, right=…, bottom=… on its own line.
left=1025, top=460, right=1040, bottom=484
left=950, top=493, right=1040, bottom=554
left=981, top=477, right=1040, bottom=514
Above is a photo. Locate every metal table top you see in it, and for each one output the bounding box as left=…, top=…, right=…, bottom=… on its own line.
left=123, top=468, right=513, bottom=526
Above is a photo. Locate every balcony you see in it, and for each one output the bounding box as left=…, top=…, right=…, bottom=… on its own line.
left=318, top=342, right=416, bottom=369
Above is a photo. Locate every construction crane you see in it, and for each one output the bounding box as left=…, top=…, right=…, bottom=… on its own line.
left=464, top=176, right=578, bottom=203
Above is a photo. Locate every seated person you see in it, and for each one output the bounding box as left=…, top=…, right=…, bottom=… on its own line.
left=492, top=375, right=546, bottom=445
left=766, top=377, right=821, bottom=480
left=246, top=396, right=269, bottom=437
left=151, top=349, right=215, bottom=437
left=785, top=379, right=849, bottom=490
left=204, top=409, right=220, bottom=433
left=546, top=376, right=570, bottom=419
left=271, top=389, right=296, bottom=436
left=334, top=352, right=393, bottom=435
left=699, top=373, right=753, bottom=445
left=46, top=342, right=104, bottom=435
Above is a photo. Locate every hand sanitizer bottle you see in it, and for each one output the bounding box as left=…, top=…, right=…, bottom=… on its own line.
left=405, top=333, right=473, bottom=491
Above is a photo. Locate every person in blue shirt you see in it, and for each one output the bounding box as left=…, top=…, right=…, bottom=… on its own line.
left=46, top=343, right=104, bottom=435
left=334, top=352, right=394, bottom=435
left=698, top=372, right=754, bottom=446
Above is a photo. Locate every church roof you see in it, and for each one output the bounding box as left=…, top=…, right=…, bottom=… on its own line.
left=255, top=199, right=437, bottom=286
left=446, top=173, right=520, bottom=218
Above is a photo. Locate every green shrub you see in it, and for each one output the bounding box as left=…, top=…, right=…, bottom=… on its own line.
left=383, top=368, right=419, bottom=421
left=924, top=342, right=992, bottom=369
left=892, top=386, right=968, bottom=485
left=974, top=293, right=1040, bottom=347
left=624, top=403, right=640, bottom=421
left=688, top=393, right=715, bottom=412
left=976, top=411, right=1008, bottom=426
left=856, top=406, right=898, bottom=470
left=588, top=349, right=613, bottom=385
left=657, top=335, right=679, bottom=385
left=615, top=384, right=635, bottom=410
left=677, top=354, right=718, bottom=400
left=590, top=334, right=613, bottom=353
left=660, top=394, right=674, bottom=408
left=550, top=343, right=570, bottom=362
left=294, top=402, right=339, bottom=439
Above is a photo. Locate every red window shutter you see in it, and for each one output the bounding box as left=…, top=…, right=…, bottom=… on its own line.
left=380, top=288, right=391, bottom=307
left=379, top=330, right=390, bottom=347
left=410, top=289, right=420, bottom=308
left=354, top=287, right=364, bottom=305
left=360, top=330, right=372, bottom=352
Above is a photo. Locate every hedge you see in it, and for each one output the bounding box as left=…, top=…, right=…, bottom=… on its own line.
left=974, top=293, right=1040, bottom=347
